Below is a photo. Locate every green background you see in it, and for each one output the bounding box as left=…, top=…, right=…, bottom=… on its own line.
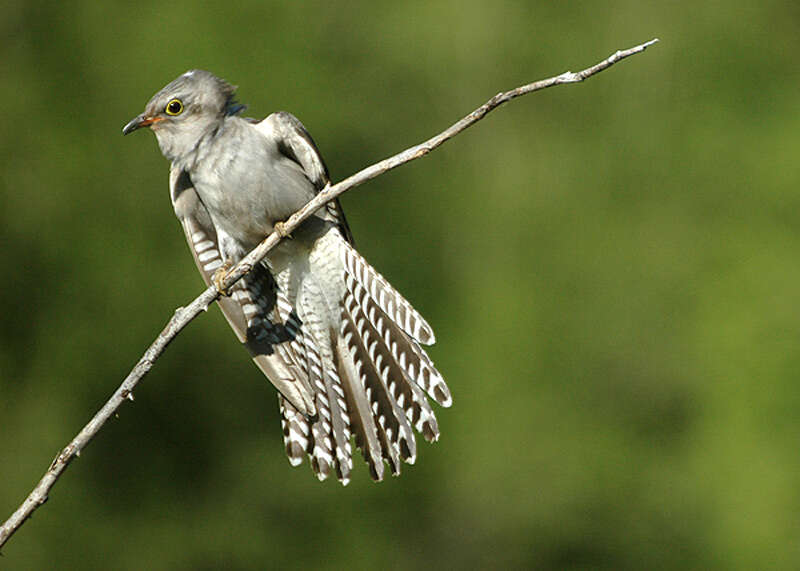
left=2, top=2, right=799, bottom=569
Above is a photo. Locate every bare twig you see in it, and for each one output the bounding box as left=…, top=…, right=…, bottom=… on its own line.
left=0, top=38, right=658, bottom=549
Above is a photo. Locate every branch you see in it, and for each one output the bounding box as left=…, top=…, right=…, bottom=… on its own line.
left=0, top=38, right=658, bottom=549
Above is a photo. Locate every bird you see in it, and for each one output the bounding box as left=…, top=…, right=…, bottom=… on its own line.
left=122, top=70, right=451, bottom=484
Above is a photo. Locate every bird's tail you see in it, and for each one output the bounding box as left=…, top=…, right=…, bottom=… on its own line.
left=279, top=233, right=451, bottom=483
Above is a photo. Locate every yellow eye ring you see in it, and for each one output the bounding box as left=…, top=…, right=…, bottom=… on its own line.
left=165, top=98, right=183, bottom=116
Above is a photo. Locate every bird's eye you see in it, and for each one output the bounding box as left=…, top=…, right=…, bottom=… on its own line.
left=165, top=98, right=183, bottom=116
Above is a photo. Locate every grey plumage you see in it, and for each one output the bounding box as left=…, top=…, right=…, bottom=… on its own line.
left=124, top=70, right=451, bottom=483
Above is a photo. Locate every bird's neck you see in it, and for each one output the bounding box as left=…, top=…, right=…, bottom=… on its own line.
left=159, top=116, right=228, bottom=168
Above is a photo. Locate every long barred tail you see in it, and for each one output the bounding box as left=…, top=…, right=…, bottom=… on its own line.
left=278, top=233, right=451, bottom=484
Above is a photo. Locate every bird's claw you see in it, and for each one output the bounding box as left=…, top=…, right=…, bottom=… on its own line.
left=212, top=261, right=234, bottom=296
left=274, top=221, right=292, bottom=239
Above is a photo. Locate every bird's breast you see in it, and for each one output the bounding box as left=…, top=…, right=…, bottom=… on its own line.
left=190, top=138, right=318, bottom=253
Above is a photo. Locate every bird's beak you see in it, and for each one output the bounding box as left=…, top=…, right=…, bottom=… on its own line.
left=122, top=114, right=163, bottom=135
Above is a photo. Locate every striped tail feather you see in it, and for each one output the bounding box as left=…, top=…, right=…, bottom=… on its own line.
left=323, top=366, right=354, bottom=483
left=303, top=332, right=354, bottom=484
left=279, top=396, right=310, bottom=466
left=340, top=273, right=441, bottom=450
left=341, top=290, right=418, bottom=465
left=332, top=239, right=451, bottom=480
left=278, top=381, right=349, bottom=483
left=339, top=314, right=401, bottom=476
left=339, top=240, right=437, bottom=345
left=309, top=391, right=334, bottom=480
left=340, top=240, right=452, bottom=409
left=273, top=280, right=355, bottom=484
left=336, top=332, right=387, bottom=481
left=276, top=335, right=356, bottom=483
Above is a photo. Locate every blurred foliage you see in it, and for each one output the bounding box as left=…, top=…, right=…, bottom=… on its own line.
left=2, top=1, right=800, bottom=569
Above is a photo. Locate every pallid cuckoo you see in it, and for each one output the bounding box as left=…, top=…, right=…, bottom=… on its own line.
left=123, top=70, right=451, bottom=484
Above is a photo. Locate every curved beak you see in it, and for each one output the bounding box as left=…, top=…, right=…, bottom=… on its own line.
left=122, top=114, right=163, bottom=135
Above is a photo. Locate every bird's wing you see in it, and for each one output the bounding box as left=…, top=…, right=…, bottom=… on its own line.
left=254, top=111, right=354, bottom=244
left=169, top=165, right=316, bottom=416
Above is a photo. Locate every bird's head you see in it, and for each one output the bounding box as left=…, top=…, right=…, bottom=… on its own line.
left=122, top=69, right=246, bottom=162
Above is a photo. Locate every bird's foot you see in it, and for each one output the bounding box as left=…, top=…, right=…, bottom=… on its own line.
left=274, top=221, right=292, bottom=239
left=212, top=260, right=234, bottom=296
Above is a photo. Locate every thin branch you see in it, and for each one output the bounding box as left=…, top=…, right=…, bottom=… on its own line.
left=0, top=38, right=658, bottom=549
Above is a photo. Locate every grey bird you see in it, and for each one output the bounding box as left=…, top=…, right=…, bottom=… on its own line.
left=123, top=70, right=451, bottom=484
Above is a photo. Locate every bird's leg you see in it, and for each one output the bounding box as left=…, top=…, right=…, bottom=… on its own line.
left=274, top=221, right=292, bottom=239
left=212, top=260, right=234, bottom=296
